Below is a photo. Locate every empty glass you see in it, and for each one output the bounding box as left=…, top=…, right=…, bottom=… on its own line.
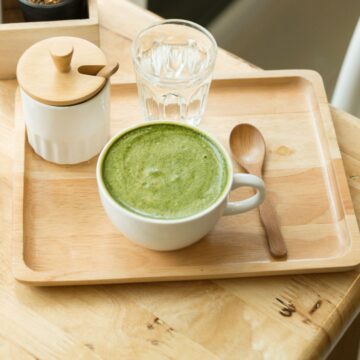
left=132, top=19, right=217, bottom=126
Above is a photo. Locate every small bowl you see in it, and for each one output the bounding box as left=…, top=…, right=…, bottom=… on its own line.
left=17, top=0, right=86, bottom=22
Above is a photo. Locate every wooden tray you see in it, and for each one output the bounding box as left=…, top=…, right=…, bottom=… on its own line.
left=13, top=70, right=360, bottom=286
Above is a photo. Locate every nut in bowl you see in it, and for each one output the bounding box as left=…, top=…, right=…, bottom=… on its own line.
left=96, top=122, right=266, bottom=251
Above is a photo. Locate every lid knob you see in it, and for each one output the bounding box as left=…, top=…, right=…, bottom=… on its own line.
left=49, top=43, right=74, bottom=73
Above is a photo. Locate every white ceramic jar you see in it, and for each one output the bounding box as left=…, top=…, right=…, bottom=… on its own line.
left=20, top=82, right=110, bottom=164
left=97, top=122, right=266, bottom=251
left=17, top=36, right=115, bottom=164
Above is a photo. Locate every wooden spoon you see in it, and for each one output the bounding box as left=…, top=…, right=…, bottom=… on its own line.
left=96, top=63, right=119, bottom=79
left=230, top=124, right=287, bottom=258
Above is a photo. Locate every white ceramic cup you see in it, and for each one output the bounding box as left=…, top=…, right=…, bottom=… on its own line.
left=20, top=81, right=110, bottom=164
left=97, top=122, right=266, bottom=251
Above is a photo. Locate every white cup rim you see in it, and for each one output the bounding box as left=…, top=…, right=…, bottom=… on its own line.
left=96, top=121, right=233, bottom=225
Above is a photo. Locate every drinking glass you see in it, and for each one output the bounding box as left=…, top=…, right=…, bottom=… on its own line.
left=131, top=19, right=217, bottom=126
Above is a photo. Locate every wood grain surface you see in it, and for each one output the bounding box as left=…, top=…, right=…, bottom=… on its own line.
left=13, top=72, right=360, bottom=285
left=0, top=0, right=358, bottom=358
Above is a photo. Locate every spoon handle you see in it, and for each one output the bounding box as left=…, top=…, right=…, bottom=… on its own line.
left=96, top=63, right=119, bottom=79
left=258, top=197, right=287, bottom=257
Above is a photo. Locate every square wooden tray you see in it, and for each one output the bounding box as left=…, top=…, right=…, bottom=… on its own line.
left=13, top=70, right=360, bottom=285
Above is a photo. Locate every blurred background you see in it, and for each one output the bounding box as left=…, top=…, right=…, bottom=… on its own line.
left=134, top=0, right=360, bottom=116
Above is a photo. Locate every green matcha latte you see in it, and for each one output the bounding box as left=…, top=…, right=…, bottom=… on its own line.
left=102, top=123, right=229, bottom=220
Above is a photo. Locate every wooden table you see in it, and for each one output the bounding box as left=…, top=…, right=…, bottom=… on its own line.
left=0, top=1, right=359, bottom=358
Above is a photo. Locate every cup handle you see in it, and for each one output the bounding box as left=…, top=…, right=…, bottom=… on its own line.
left=223, top=173, right=266, bottom=216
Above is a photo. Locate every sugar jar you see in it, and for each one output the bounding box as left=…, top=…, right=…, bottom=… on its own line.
left=17, top=36, right=116, bottom=164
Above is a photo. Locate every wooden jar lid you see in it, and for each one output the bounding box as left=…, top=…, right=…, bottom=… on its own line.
left=17, top=37, right=107, bottom=106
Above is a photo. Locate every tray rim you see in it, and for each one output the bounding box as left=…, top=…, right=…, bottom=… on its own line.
left=12, top=69, right=360, bottom=286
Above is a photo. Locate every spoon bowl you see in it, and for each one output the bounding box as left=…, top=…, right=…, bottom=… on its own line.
left=230, top=124, right=266, bottom=175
